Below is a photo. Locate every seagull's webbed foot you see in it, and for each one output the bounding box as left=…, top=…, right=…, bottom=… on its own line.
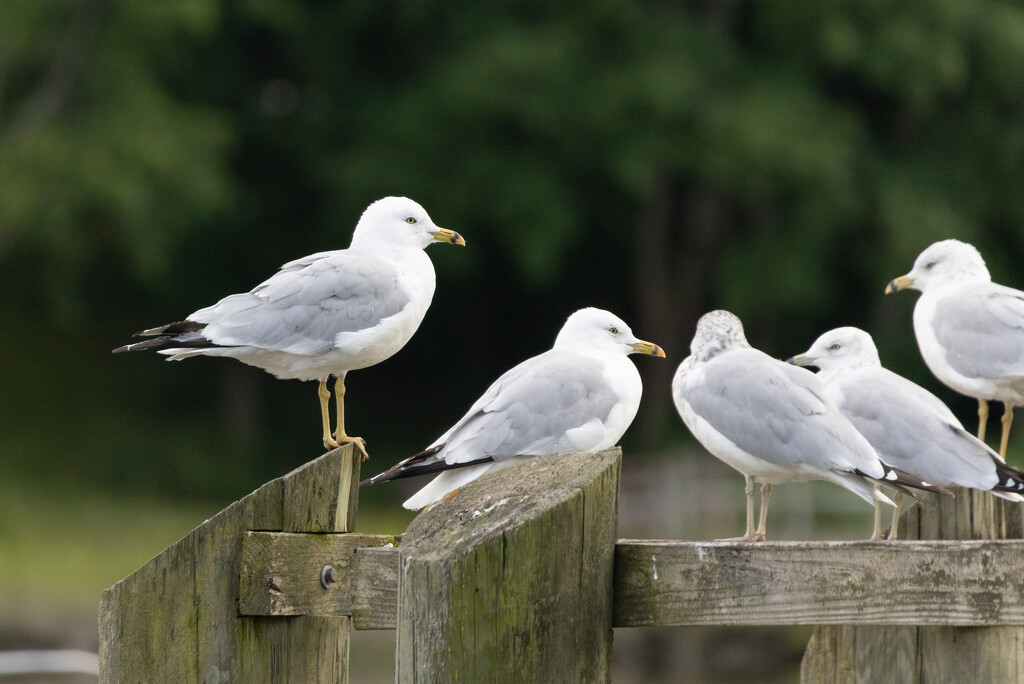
left=337, top=435, right=369, bottom=461
left=715, top=532, right=765, bottom=543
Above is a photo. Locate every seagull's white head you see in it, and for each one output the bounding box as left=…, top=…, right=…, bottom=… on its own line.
left=350, top=196, right=465, bottom=251
left=690, top=310, right=750, bottom=362
left=789, top=326, right=880, bottom=372
left=554, top=307, right=665, bottom=359
left=886, top=239, right=990, bottom=294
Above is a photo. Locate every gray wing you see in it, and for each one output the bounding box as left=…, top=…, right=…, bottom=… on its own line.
left=830, top=368, right=998, bottom=488
left=190, top=250, right=410, bottom=354
left=432, top=350, right=621, bottom=465
left=682, top=348, right=877, bottom=472
left=932, top=283, right=1024, bottom=380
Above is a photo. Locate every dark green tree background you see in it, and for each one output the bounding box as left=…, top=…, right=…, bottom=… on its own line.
left=4, top=0, right=1024, bottom=500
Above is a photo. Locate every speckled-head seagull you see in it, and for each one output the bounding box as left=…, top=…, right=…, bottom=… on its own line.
left=672, top=310, right=948, bottom=542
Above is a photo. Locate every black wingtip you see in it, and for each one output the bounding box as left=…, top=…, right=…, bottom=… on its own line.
left=361, top=445, right=499, bottom=489
left=132, top=320, right=206, bottom=338
left=360, top=473, right=391, bottom=489
left=992, top=457, right=1024, bottom=493
left=860, top=464, right=954, bottom=498
left=112, top=338, right=171, bottom=354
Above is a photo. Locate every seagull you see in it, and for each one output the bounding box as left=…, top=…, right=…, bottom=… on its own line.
left=790, top=326, right=1024, bottom=539
left=361, top=307, right=665, bottom=510
left=886, top=239, right=1024, bottom=460
left=672, top=310, right=947, bottom=542
left=113, top=196, right=464, bottom=459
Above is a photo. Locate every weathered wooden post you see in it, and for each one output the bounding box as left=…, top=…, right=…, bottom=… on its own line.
left=801, top=491, right=1024, bottom=681
left=99, top=443, right=366, bottom=683
left=395, top=447, right=622, bottom=683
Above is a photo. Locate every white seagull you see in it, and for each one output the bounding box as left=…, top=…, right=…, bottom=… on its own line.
left=361, top=307, right=665, bottom=510
left=672, top=310, right=946, bottom=542
left=113, top=196, right=464, bottom=458
left=887, top=239, right=1024, bottom=460
left=790, top=326, right=1024, bottom=539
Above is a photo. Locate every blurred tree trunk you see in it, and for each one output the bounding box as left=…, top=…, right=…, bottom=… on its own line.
left=221, top=363, right=260, bottom=451
left=633, top=176, right=732, bottom=447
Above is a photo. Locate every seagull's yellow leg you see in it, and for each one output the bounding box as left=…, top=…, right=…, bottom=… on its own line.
left=870, top=499, right=884, bottom=540
left=319, top=379, right=341, bottom=451
left=754, top=482, right=772, bottom=542
left=999, top=404, right=1014, bottom=461
left=718, top=475, right=757, bottom=542
left=332, top=375, right=368, bottom=461
left=887, top=492, right=903, bottom=540
left=978, top=399, right=989, bottom=443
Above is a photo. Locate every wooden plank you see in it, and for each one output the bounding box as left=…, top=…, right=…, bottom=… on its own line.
left=238, top=533, right=1024, bottom=630
left=282, top=446, right=361, bottom=533
left=236, top=445, right=362, bottom=683
left=235, top=615, right=349, bottom=682
left=801, top=488, right=1024, bottom=682
left=614, top=538, right=1024, bottom=627
left=395, top=448, right=621, bottom=683
left=98, top=535, right=201, bottom=682
left=99, top=444, right=361, bottom=683
left=351, top=545, right=401, bottom=630
left=238, top=532, right=398, bottom=618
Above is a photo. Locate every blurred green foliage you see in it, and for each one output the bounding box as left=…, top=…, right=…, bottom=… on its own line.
left=3, top=0, right=1024, bottom=501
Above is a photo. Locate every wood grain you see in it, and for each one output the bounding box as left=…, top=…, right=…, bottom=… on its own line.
left=99, top=444, right=361, bottom=683
left=238, top=531, right=398, bottom=619
left=614, top=538, right=1024, bottom=626
left=395, top=448, right=622, bottom=684
left=801, top=488, right=1024, bottom=682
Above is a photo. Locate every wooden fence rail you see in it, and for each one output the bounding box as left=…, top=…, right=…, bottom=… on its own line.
left=236, top=536, right=1024, bottom=629
left=99, top=445, right=1024, bottom=682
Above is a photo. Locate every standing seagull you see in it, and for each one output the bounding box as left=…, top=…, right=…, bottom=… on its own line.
left=886, top=239, right=1024, bottom=460
left=113, top=196, right=464, bottom=459
left=790, top=327, right=1024, bottom=539
left=672, top=310, right=945, bottom=542
left=361, top=308, right=665, bottom=510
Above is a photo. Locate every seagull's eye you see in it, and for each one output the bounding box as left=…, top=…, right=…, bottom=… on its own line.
left=829, top=343, right=841, bottom=351
left=926, top=261, right=936, bottom=269
left=608, top=327, right=619, bottom=335
left=405, top=216, right=417, bottom=224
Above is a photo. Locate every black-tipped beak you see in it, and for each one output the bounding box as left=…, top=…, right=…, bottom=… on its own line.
left=431, top=228, right=465, bottom=246
left=788, top=353, right=814, bottom=367
left=630, top=340, right=666, bottom=358
left=885, top=274, right=913, bottom=295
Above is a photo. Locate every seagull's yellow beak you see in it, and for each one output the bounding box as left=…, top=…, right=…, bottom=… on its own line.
left=885, top=274, right=914, bottom=295
left=430, top=228, right=466, bottom=246
left=630, top=340, right=666, bottom=358
left=787, top=353, right=812, bottom=367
